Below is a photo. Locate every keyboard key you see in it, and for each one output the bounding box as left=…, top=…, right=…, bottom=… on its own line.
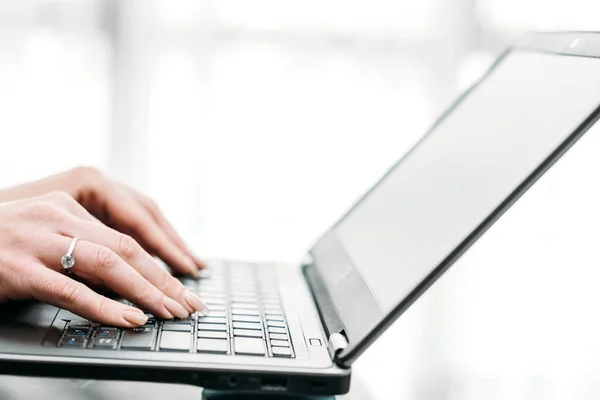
left=60, top=336, right=86, bottom=347
left=230, top=277, right=256, bottom=283
left=268, top=327, right=287, bottom=334
left=231, top=297, right=258, bottom=304
left=121, top=327, right=155, bottom=350
left=204, top=311, right=227, bottom=318
left=197, top=316, right=227, bottom=324
left=270, top=339, right=289, bottom=347
left=206, top=305, right=227, bottom=312
left=230, top=290, right=257, bottom=296
left=92, top=337, right=117, bottom=349
left=232, top=322, right=262, bottom=331
left=269, top=333, right=288, bottom=341
left=118, top=299, right=134, bottom=306
left=231, top=308, right=260, bottom=317
left=160, top=331, right=191, bottom=352
left=65, top=328, right=89, bottom=336
left=197, top=270, right=214, bottom=279
left=162, top=324, right=191, bottom=332
left=197, top=323, right=227, bottom=332
left=200, top=279, right=225, bottom=284
left=272, top=347, right=293, bottom=358
left=67, top=321, right=91, bottom=328
left=231, top=303, right=258, bottom=310
left=166, top=317, right=194, bottom=324
left=267, top=320, right=286, bottom=328
left=180, top=278, right=198, bottom=288
left=198, top=289, right=225, bottom=296
left=229, top=290, right=257, bottom=297
left=197, top=338, right=228, bottom=354
left=204, top=298, right=226, bottom=305
left=94, top=329, right=120, bottom=338
left=231, top=315, right=260, bottom=323
left=265, top=313, right=284, bottom=321
left=197, top=330, right=228, bottom=339
left=233, top=329, right=263, bottom=338
left=234, top=337, right=265, bottom=356
left=229, top=278, right=256, bottom=284
left=198, top=278, right=225, bottom=285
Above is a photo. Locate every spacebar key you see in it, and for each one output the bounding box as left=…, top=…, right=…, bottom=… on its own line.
left=234, top=337, right=265, bottom=355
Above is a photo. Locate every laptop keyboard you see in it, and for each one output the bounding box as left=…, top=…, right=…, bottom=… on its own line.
left=56, top=262, right=295, bottom=358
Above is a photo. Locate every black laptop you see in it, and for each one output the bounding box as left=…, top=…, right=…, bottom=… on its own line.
left=0, top=31, right=599, bottom=396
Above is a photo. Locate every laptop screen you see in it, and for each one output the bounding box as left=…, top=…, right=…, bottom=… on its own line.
left=310, top=46, right=600, bottom=361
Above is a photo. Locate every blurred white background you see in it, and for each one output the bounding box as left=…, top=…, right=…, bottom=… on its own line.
left=2, top=1, right=600, bottom=399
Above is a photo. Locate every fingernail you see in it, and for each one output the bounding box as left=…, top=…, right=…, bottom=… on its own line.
left=185, top=290, right=210, bottom=316
left=194, top=256, right=209, bottom=270
left=163, top=296, right=189, bottom=319
left=122, top=308, right=148, bottom=326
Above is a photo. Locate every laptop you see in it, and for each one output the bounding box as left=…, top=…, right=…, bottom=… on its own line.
left=0, top=31, right=599, bottom=396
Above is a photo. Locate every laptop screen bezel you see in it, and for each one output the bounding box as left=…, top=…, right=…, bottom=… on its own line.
left=306, top=31, right=600, bottom=367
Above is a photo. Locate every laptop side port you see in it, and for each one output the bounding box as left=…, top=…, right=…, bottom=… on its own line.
left=227, top=375, right=239, bottom=387
left=261, top=376, right=288, bottom=391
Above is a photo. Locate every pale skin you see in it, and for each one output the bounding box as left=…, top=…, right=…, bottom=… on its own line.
left=0, top=167, right=209, bottom=327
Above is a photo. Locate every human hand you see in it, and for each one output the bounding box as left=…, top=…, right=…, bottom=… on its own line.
left=0, top=192, right=209, bottom=327
left=0, top=167, right=204, bottom=277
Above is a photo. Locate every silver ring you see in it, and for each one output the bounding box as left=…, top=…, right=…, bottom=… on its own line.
left=61, top=237, right=79, bottom=273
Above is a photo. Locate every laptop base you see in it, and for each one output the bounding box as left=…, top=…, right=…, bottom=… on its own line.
left=202, top=389, right=335, bottom=400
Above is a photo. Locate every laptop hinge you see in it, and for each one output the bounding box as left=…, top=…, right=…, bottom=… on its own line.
left=327, top=332, right=349, bottom=359
left=302, top=256, right=348, bottom=353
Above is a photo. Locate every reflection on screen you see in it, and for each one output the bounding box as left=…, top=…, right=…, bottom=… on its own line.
left=317, top=50, right=600, bottom=344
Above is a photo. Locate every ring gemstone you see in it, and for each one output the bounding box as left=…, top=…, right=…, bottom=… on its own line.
left=61, top=255, right=75, bottom=269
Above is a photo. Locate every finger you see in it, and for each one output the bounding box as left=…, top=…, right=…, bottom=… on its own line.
left=131, top=190, right=208, bottom=270
left=42, top=236, right=190, bottom=320
left=109, top=200, right=200, bottom=278
left=144, top=208, right=208, bottom=270
left=98, top=186, right=199, bottom=277
left=28, top=264, right=148, bottom=327
left=86, top=184, right=200, bottom=277
left=68, top=222, right=209, bottom=315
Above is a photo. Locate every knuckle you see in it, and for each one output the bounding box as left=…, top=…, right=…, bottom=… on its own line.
left=46, top=190, right=74, bottom=203
left=135, top=282, right=155, bottom=305
left=127, top=213, right=150, bottom=233
left=94, top=248, right=118, bottom=273
left=23, top=200, right=61, bottom=221
left=95, top=297, right=111, bottom=319
left=54, top=280, right=83, bottom=305
left=117, top=234, right=141, bottom=260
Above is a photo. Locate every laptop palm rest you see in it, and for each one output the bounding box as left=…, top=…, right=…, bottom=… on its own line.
left=0, top=301, right=58, bottom=348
